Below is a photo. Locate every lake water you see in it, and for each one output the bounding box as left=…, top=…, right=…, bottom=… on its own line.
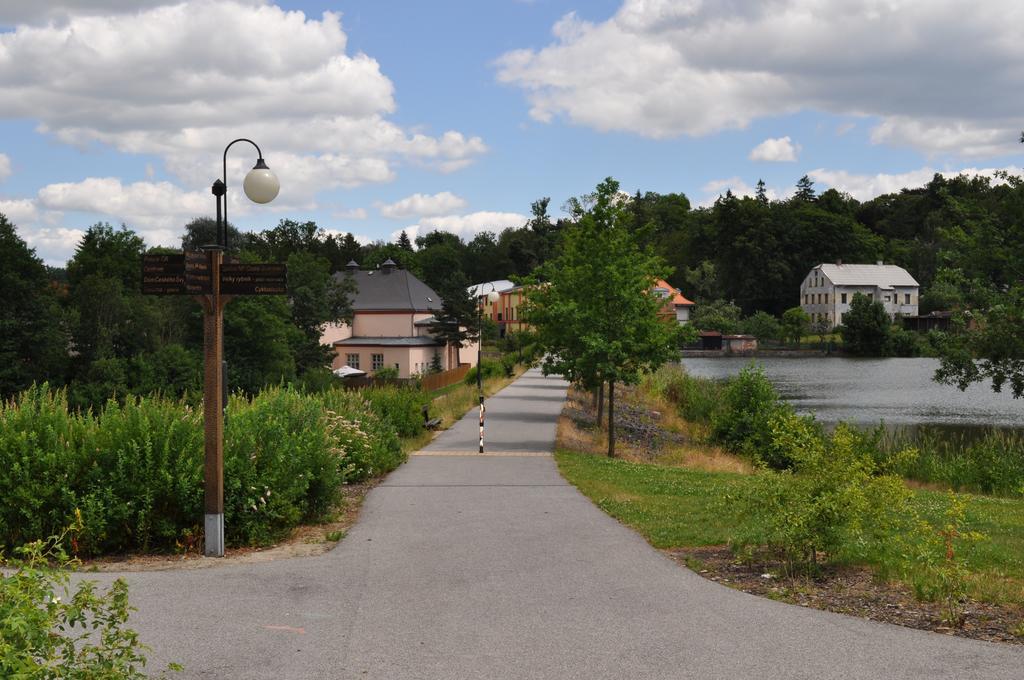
left=680, top=357, right=1022, bottom=435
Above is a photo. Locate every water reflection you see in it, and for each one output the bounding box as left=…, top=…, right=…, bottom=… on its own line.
left=681, top=357, right=1022, bottom=437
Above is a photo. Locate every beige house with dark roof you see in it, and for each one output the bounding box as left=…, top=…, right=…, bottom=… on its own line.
left=800, top=262, right=919, bottom=328
left=321, top=259, right=478, bottom=378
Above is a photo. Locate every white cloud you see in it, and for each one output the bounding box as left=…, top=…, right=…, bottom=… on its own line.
left=0, top=198, right=38, bottom=224
left=332, top=207, right=368, bottom=220
left=697, top=177, right=780, bottom=207
left=35, top=177, right=214, bottom=249
left=0, top=153, right=11, bottom=182
left=396, top=211, right=528, bottom=243
left=22, top=227, right=87, bottom=266
left=749, top=136, right=799, bottom=162
left=836, top=122, right=856, bottom=137
left=378, top=191, right=468, bottom=219
left=496, top=0, right=1024, bottom=158
left=0, top=1, right=486, bottom=195
left=810, top=165, right=1024, bottom=201
left=0, top=1, right=208, bottom=25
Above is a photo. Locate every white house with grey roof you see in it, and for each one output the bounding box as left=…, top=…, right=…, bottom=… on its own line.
left=320, top=259, right=478, bottom=378
left=800, top=262, right=919, bottom=328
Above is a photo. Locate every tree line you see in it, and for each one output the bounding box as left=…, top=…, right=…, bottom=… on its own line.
left=3, top=170, right=1022, bottom=407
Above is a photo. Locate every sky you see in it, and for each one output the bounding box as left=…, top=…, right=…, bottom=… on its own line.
left=2, top=0, right=1024, bottom=266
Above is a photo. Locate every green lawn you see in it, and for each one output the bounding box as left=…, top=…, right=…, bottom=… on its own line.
left=556, top=450, right=1024, bottom=604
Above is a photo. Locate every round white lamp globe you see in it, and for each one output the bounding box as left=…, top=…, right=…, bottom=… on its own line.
left=487, top=290, right=501, bottom=303
left=243, top=159, right=280, bottom=204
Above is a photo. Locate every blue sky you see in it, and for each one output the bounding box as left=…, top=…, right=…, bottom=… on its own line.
left=2, top=0, right=1023, bottom=265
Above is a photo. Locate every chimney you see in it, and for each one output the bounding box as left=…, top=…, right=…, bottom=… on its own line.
left=381, top=258, right=397, bottom=274
left=876, top=260, right=884, bottom=266
left=836, top=259, right=842, bottom=266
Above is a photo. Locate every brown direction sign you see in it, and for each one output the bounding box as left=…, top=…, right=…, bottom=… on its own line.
left=220, top=263, right=288, bottom=295
left=141, top=254, right=185, bottom=295
left=185, top=250, right=213, bottom=294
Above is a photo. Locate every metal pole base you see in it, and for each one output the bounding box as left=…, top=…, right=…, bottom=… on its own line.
left=204, top=513, right=225, bottom=557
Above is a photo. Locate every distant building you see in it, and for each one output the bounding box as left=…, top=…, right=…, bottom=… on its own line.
left=652, top=279, right=695, bottom=325
left=800, top=262, right=919, bottom=328
left=321, top=259, right=478, bottom=378
left=469, top=280, right=527, bottom=338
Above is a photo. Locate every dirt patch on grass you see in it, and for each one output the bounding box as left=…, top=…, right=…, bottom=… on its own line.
left=664, top=546, right=1024, bottom=645
left=83, top=480, right=378, bottom=572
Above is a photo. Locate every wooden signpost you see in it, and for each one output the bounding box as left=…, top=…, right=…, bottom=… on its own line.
left=142, top=248, right=287, bottom=556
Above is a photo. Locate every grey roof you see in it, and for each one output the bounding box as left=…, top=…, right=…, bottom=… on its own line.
left=467, top=280, right=516, bottom=296
left=333, top=268, right=443, bottom=312
left=333, top=336, right=443, bottom=347
left=818, top=264, right=919, bottom=287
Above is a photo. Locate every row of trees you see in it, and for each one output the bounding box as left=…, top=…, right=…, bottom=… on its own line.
left=4, top=167, right=1024, bottom=407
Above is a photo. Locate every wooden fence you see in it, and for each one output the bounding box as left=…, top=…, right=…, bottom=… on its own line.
left=419, top=363, right=471, bottom=392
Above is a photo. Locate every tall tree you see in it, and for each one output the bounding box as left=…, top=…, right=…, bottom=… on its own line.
left=0, top=215, right=68, bottom=397
left=285, top=252, right=355, bottom=373
left=840, top=293, right=891, bottom=356
left=526, top=178, right=679, bottom=457
left=396, top=230, right=414, bottom=252
left=794, top=175, right=816, bottom=202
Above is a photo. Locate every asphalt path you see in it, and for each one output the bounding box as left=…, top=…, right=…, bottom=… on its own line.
left=88, top=369, right=1022, bottom=678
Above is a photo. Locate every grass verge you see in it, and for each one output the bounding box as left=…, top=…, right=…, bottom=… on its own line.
left=554, top=377, right=1024, bottom=642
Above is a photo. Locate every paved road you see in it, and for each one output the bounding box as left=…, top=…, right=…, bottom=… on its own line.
left=94, top=369, right=1021, bottom=678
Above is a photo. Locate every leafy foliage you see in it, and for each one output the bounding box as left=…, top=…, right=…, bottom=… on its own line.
left=527, top=178, right=680, bottom=456
left=840, top=293, right=892, bottom=356
left=0, top=216, right=67, bottom=398
left=0, top=522, right=180, bottom=678
left=0, top=383, right=414, bottom=554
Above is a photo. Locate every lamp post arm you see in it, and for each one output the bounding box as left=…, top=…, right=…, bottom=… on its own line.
left=220, top=138, right=264, bottom=250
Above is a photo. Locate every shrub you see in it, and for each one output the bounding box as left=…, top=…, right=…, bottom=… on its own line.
left=730, top=423, right=916, bottom=573
left=373, top=366, right=399, bottom=380
left=315, top=389, right=404, bottom=481
left=0, top=383, right=408, bottom=555
left=464, top=360, right=504, bottom=385
left=711, top=364, right=789, bottom=463
left=0, top=523, right=180, bottom=677
left=360, top=386, right=430, bottom=438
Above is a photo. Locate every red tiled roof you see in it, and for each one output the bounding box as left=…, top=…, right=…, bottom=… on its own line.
left=654, top=279, right=694, bottom=306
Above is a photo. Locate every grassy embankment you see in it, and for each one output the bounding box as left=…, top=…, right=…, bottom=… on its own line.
left=555, top=366, right=1024, bottom=612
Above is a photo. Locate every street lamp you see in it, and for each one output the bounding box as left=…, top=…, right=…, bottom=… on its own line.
left=211, top=138, right=280, bottom=250
left=202, top=138, right=279, bottom=557
left=477, top=282, right=501, bottom=453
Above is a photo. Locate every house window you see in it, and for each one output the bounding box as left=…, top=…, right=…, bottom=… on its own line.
left=497, top=312, right=503, bottom=321
left=867, top=293, right=873, bottom=300
left=905, top=293, right=911, bottom=304
left=824, top=293, right=828, bottom=304
left=884, top=295, right=891, bottom=302
left=394, top=363, right=400, bottom=371
left=841, top=293, right=847, bottom=304
left=346, top=353, right=359, bottom=369
left=371, top=354, right=384, bottom=371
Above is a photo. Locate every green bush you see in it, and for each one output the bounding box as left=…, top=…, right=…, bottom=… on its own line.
left=315, top=389, right=404, bottom=481
left=360, top=386, right=430, bottom=439
left=730, top=423, right=916, bottom=573
left=642, top=365, right=723, bottom=424
left=0, top=524, right=180, bottom=678
left=711, top=364, right=791, bottom=464
left=464, top=360, right=505, bottom=385
left=0, top=383, right=408, bottom=555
